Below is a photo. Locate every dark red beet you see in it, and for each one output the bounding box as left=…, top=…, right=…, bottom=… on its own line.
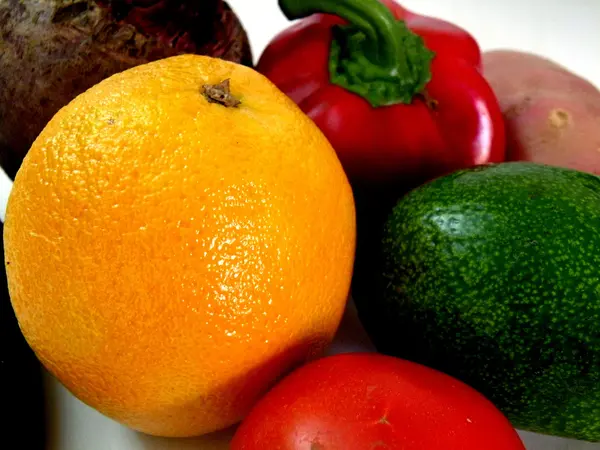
left=0, top=0, right=253, bottom=179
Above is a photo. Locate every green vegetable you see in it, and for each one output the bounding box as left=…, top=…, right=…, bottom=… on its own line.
left=356, top=162, right=600, bottom=441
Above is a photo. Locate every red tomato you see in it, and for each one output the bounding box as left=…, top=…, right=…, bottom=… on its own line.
left=231, top=353, right=525, bottom=450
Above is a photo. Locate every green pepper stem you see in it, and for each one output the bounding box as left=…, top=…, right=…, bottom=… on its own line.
left=279, top=0, right=406, bottom=71
left=278, top=0, right=434, bottom=107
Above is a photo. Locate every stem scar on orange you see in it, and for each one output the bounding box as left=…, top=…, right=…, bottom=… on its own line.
left=3, top=55, right=356, bottom=437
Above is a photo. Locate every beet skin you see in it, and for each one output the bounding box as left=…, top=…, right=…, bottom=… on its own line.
left=0, top=0, right=253, bottom=178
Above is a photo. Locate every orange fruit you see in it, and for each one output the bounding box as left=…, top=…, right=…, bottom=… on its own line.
left=4, top=55, right=356, bottom=437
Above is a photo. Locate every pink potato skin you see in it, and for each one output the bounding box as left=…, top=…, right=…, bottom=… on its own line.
left=483, top=50, right=600, bottom=173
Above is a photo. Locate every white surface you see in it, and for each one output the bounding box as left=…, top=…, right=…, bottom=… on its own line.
left=0, top=166, right=11, bottom=223
left=1, top=0, right=600, bottom=448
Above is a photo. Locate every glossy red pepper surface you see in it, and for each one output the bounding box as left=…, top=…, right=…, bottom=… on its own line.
left=258, top=0, right=506, bottom=184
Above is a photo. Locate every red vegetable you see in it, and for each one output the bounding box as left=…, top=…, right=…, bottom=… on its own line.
left=231, top=353, right=526, bottom=450
left=257, top=0, right=506, bottom=184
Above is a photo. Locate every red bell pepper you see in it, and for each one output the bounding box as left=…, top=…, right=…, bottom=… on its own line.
left=257, top=0, right=506, bottom=185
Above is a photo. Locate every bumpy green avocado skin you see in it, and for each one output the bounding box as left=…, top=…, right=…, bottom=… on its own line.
left=376, top=162, right=600, bottom=441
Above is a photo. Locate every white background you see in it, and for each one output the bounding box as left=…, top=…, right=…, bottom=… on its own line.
left=2, top=0, right=600, bottom=448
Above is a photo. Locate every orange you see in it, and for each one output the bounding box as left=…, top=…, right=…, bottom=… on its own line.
left=4, top=55, right=356, bottom=437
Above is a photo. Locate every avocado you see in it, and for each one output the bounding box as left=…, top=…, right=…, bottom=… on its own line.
left=354, top=162, right=600, bottom=442
left=1, top=222, right=46, bottom=447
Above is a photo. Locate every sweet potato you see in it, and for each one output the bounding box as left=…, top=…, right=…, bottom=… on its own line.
left=483, top=50, right=600, bottom=174
left=0, top=0, right=253, bottom=179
